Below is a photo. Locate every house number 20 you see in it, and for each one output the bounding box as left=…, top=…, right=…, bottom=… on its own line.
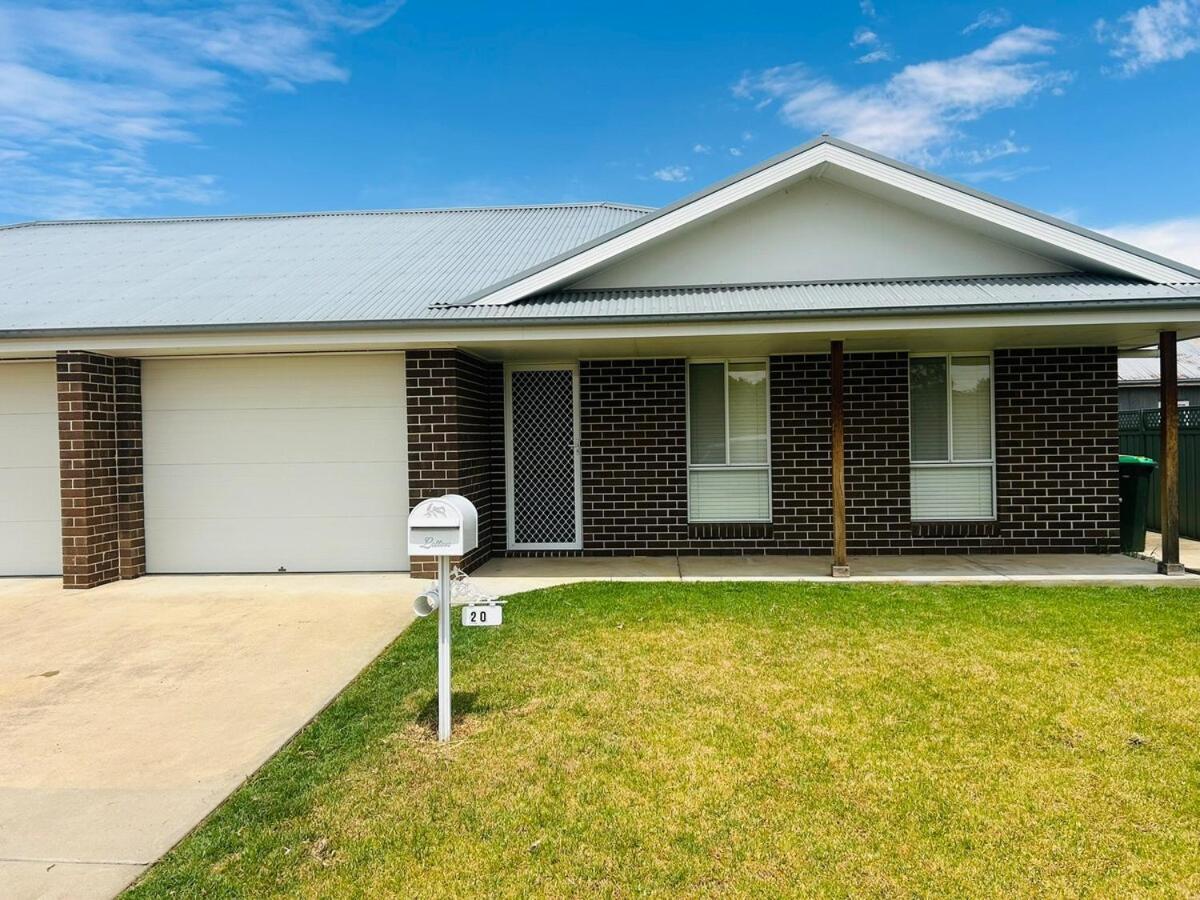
left=462, top=604, right=503, bottom=627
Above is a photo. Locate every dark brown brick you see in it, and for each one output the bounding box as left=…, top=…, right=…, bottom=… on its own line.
left=56, top=351, right=145, bottom=589
left=406, top=350, right=501, bottom=578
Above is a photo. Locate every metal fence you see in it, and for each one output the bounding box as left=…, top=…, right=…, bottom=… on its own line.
left=1118, top=407, right=1200, bottom=539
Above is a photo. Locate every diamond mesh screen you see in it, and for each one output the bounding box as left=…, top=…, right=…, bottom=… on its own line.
left=511, top=369, right=578, bottom=545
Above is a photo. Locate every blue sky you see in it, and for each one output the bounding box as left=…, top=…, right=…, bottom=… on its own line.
left=1, top=0, right=1199, bottom=262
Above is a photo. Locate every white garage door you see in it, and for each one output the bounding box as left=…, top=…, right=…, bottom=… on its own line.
left=143, top=354, right=408, bottom=573
left=0, top=362, right=61, bottom=576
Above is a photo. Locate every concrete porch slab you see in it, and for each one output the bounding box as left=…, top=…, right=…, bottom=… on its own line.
left=471, top=552, right=1200, bottom=591
left=462, top=554, right=682, bottom=596
left=1144, top=531, right=1200, bottom=570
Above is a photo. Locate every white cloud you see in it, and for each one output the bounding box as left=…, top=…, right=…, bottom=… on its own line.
left=857, top=49, right=893, bottom=64
left=956, top=163, right=1046, bottom=183
left=728, top=147, right=743, bottom=156
left=860, top=0, right=877, bottom=17
left=733, top=26, right=1069, bottom=162
left=957, top=136, right=1028, bottom=163
left=1096, top=0, right=1200, bottom=73
left=0, top=2, right=400, bottom=219
left=692, top=143, right=711, bottom=154
left=652, top=165, right=691, bottom=183
left=1102, top=217, right=1200, bottom=266
left=852, top=26, right=892, bottom=62
left=963, top=8, right=1012, bottom=34
left=852, top=27, right=879, bottom=46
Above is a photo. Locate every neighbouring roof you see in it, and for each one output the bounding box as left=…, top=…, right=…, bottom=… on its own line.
left=0, top=203, right=648, bottom=333
left=1119, top=340, right=1200, bottom=384
left=428, top=274, right=1200, bottom=321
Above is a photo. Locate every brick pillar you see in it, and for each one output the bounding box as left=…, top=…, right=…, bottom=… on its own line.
left=57, top=351, right=145, bottom=589
left=115, top=360, right=146, bottom=579
left=406, top=350, right=500, bottom=578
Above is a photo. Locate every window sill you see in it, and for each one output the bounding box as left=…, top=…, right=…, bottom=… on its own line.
left=687, top=520, right=773, bottom=526
left=688, top=521, right=774, bottom=540
left=911, top=520, right=999, bottom=538
left=911, top=518, right=997, bottom=524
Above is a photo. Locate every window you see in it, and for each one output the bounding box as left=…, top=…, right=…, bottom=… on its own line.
left=687, top=360, right=770, bottom=522
left=909, top=354, right=994, bottom=520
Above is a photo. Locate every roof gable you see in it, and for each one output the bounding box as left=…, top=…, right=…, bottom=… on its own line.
left=573, top=177, right=1072, bottom=289
left=462, top=137, right=1200, bottom=307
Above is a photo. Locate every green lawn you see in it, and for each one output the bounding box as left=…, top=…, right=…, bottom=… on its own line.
left=127, top=583, right=1200, bottom=898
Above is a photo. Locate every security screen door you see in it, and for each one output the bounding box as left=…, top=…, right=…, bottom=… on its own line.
left=505, top=364, right=582, bottom=550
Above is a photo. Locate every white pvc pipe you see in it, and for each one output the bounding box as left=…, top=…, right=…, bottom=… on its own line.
left=437, top=554, right=452, bottom=742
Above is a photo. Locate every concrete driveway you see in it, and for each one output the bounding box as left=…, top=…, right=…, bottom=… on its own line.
left=0, top=574, right=416, bottom=900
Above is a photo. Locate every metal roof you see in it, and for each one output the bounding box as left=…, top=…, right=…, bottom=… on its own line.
left=449, top=136, right=1200, bottom=308
left=1119, top=339, right=1200, bottom=383
left=3, top=193, right=1200, bottom=337
left=430, top=274, right=1200, bottom=321
left=0, top=203, right=648, bottom=332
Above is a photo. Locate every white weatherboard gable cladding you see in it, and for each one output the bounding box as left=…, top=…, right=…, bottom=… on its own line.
left=0, top=362, right=61, bottom=575
left=575, top=179, right=1070, bottom=289
left=468, top=139, right=1200, bottom=306
left=143, top=354, right=408, bottom=573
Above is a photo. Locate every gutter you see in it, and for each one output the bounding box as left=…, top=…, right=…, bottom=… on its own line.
left=2, top=296, right=1200, bottom=340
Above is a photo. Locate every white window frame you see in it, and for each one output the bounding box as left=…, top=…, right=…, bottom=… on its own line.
left=908, top=351, right=997, bottom=522
left=685, top=358, right=772, bottom=523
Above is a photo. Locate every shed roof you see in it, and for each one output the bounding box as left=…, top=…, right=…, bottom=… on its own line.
left=1119, top=340, right=1200, bottom=384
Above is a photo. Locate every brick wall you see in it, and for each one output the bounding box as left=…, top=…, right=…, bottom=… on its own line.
left=114, top=359, right=146, bottom=579
left=493, top=349, right=1118, bottom=559
left=500, top=356, right=833, bottom=557
left=579, top=359, right=688, bottom=554
left=406, top=350, right=501, bottom=577
left=844, top=352, right=910, bottom=552
left=56, top=351, right=145, bottom=589
left=993, top=347, right=1119, bottom=552
left=838, top=347, right=1119, bottom=554
left=420, top=346, right=1118, bottom=567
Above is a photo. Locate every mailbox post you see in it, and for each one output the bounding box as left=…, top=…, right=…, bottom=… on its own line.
left=408, top=494, right=478, bottom=742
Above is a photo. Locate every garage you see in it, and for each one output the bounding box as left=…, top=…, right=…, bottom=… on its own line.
left=0, top=361, right=62, bottom=576
left=143, top=354, right=409, bottom=573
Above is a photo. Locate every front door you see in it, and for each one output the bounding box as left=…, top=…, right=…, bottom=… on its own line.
left=505, top=364, right=582, bottom=550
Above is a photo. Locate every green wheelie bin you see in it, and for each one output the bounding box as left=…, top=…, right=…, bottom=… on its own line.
left=1118, top=454, right=1157, bottom=553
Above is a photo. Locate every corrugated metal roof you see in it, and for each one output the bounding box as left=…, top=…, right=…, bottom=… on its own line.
left=451, top=136, right=1200, bottom=309
left=1119, top=339, right=1200, bottom=383
left=0, top=203, right=648, bottom=332
left=432, top=274, right=1200, bottom=321
left=3, top=203, right=1200, bottom=336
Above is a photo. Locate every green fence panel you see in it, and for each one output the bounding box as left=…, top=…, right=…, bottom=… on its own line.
left=1118, top=407, right=1200, bottom=539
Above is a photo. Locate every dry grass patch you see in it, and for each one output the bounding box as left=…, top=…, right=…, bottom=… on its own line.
left=126, top=582, right=1200, bottom=898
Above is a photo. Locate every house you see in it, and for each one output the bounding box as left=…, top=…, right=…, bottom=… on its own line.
left=1, top=136, right=1197, bottom=588
left=1119, top=340, right=1200, bottom=410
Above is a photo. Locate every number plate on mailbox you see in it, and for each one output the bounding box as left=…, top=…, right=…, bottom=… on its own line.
left=462, top=604, right=503, bottom=627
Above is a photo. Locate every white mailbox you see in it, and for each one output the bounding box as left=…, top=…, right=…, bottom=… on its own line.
left=408, top=494, right=478, bottom=557
left=407, top=493, right=481, bottom=743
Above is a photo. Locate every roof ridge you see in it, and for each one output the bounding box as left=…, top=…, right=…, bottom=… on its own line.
left=0, top=201, right=655, bottom=231
left=521, top=272, right=1146, bottom=300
